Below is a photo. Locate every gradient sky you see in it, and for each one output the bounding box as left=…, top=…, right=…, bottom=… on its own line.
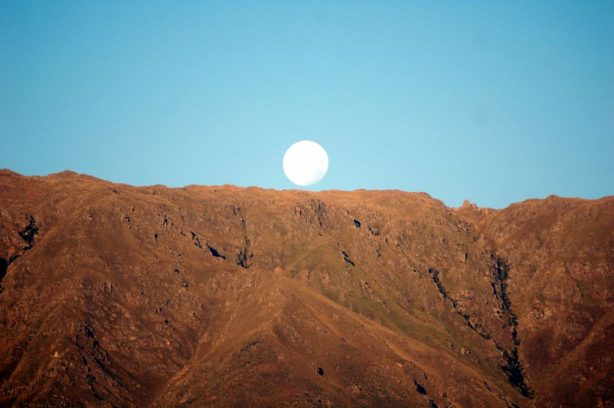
left=1, top=1, right=613, bottom=207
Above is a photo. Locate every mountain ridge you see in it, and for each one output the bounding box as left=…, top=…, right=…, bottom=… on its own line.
left=7, top=168, right=610, bottom=209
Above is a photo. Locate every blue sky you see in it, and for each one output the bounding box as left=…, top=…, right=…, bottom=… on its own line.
left=1, top=1, right=613, bottom=207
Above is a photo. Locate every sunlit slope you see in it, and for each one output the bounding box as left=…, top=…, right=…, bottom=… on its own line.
left=0, top=170, right=611, bottom=407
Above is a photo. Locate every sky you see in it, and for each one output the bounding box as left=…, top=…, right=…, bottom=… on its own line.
left=1, top=1, right=613, bottom=208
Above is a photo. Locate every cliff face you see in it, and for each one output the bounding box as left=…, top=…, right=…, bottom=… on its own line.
left=0, top=170, right=612, bottom=407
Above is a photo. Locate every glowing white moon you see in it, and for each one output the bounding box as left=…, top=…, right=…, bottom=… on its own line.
left=283, top=140, right=329, bottom=186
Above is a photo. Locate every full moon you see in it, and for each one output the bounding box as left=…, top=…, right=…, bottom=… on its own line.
left=283, top=140, right=329, bottom=186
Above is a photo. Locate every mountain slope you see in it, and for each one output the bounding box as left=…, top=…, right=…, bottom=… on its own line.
left=0, top=170, right=612, bottom=407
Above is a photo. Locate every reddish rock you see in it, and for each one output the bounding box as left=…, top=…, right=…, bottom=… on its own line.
left=0, top=170, right=612, bottom=407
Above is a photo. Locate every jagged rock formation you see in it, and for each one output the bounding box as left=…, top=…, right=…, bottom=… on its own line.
left=0, top=169, right=612, bottom=407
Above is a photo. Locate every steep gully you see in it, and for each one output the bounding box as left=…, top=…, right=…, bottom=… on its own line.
left=0, top=216, right=38, bottom=289
left=428, top=258, right=534, bottom=398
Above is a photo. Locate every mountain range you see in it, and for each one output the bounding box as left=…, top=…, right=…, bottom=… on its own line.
left=0, top=169, right=612, bottom=407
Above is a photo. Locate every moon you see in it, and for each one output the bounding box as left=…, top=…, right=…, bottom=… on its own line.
left=283, top=140, right=329, bottom=186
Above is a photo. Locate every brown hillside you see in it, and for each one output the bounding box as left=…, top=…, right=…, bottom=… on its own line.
left=0, top=170, right=612, bottom=407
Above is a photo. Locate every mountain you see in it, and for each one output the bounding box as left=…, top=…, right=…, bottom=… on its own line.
left=0, top=170, right=612, bottom=407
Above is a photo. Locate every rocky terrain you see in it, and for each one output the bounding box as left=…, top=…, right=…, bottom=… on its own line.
left=0, top=169, right=612, bottom=407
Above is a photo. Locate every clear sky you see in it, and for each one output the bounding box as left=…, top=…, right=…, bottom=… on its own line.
left=1, top=1, right=613, bottom=208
